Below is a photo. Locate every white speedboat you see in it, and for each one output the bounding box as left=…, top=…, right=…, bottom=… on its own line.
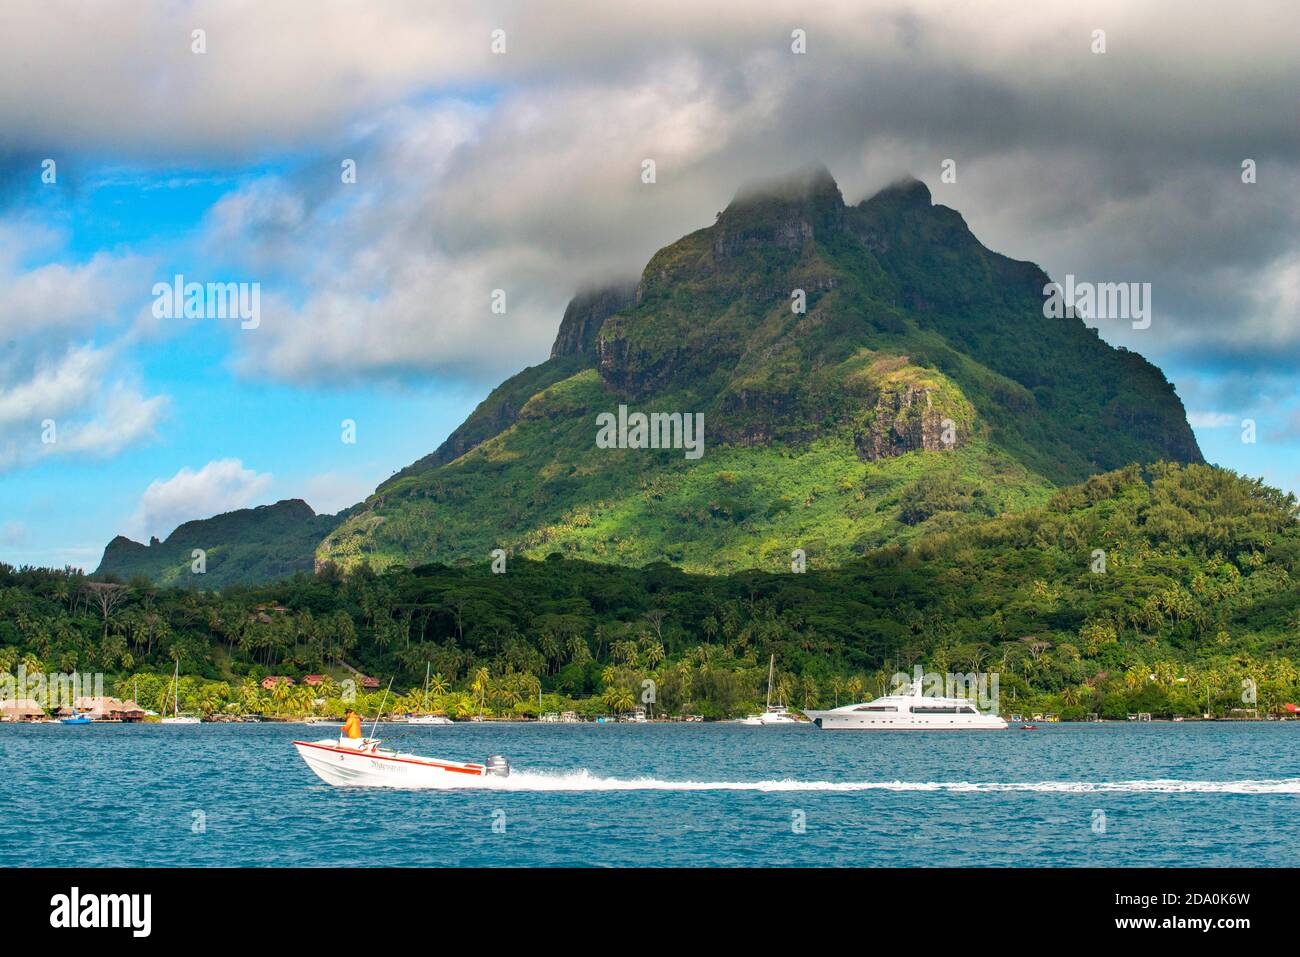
left=293, top=737, right=510, bottom=787
left=804, top=680, right=1007, bottom=730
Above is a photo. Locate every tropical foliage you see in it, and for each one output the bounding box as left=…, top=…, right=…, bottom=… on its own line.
left=5, top=463, right=1298, bottom=720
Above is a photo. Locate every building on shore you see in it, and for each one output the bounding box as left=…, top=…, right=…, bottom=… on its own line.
left=0, top=698, right=46, bottom=721
left=60, top=696, right=148, bottom=722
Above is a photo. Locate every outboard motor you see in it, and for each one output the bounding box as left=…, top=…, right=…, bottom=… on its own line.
left=485, top=754, right=511, bottom=777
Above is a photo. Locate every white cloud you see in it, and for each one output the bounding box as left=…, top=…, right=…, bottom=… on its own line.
left=0, top=345, right=168, bottom=472
left=3, top=2, right=1297, bottom=159
left=213, top=60, right=796, bottom=385
left=0, top=0, right=1297, bottom=402
left=128, top=459, right=273, bottom=542
left=1187, top=411, right=1238, bottom=428
left=301, top=470, right=377, bottom=515
left=0, top=217, right=169, bottom=473
left=0, top=344, right=110, bottom=428
left=132, top=3, right=1292, bottom=387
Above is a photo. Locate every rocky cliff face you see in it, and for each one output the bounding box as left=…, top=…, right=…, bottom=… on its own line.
left=550, top=282, right=637, bottom=359
left=548, top=283, right=634, bottom=361
left=856, top=385, right=960, bottom=461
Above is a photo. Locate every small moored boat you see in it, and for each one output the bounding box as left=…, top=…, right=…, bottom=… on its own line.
left=160, top=661, right=201, bottom=724
left=739, top=655, right=803, bottom=725
left=405, top=664, right=454, bottom=724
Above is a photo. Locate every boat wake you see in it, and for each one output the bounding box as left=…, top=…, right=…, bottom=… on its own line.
left=455, top=771, right=1300, bottom=794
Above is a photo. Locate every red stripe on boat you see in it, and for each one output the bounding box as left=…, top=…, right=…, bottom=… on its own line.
left=293, top=740, right=485, bottom=775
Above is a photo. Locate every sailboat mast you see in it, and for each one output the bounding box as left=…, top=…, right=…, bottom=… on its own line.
left=767, top=654, right=774, bottom=710
left=423, top=662, right=430, bottom=713
left=173, top=660, right=180, bottom=716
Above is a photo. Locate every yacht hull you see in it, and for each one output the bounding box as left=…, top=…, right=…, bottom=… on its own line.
left=805, top=711, right=1007, bottom=730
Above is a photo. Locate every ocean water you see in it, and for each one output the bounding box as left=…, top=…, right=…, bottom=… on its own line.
left=1, top=722, right=1296, bottom=867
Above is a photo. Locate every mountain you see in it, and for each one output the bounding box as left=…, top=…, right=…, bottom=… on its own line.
left=95, top=499, right=345, bottom=588
left=316, top=165, right=1202, bottom=575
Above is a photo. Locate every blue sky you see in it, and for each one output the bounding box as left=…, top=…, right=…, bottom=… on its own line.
left=1, top=160, right=492, bottom=567
left=1, top=2, right=1297, bottom=571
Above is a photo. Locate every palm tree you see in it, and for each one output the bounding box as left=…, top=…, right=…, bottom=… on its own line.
left=602, top=685, right=635, bottom=714
left=519, top=672, right=542, bottom=710
left=800, top=676, right=818, bottom=709
left=1124, top=665, right=1148, bottom=691
left=641, top=640, right=665, bottom=669
left=567, top=635, right=591, bottom=665
left=271, top=678, right=294, bottom=714
left=538, top=631, right=561, bottom=674
left=471, top=667, right=491, bottom=717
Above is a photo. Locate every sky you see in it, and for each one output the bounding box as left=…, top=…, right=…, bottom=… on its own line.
left=0, top=0, right=1297, bottom=570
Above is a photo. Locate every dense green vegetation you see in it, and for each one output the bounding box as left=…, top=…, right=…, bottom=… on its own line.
left=9, top=464, right=1298, bottom=721
left=96, top=499, right=344, bottom=588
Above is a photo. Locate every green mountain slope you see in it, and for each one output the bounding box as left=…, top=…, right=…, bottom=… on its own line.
left=318, top=166, right=1201, bottom=575
left=95, top=499, right=345, bottom=588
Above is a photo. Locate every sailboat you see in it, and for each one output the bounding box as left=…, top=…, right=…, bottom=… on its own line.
left=161, top=660, right=201, bottom=724
left=740, top=654, right=802, bottom=724
left=407, top=663, right=453, bottom=724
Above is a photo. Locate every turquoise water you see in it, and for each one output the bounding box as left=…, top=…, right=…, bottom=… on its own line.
left=2, top=722, right=1296, bottom=867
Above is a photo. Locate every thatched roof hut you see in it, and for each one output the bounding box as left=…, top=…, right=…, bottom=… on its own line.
left=0, top=698, right=46, bottom=721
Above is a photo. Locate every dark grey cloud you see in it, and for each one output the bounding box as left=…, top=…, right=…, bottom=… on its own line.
left=0, top=0, right=1294, bottom=389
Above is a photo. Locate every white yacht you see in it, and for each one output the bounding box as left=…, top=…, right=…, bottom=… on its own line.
left=804, top=680, right=1006, bottom=730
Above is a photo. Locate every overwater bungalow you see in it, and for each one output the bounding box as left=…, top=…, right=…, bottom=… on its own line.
left=0, top=698, right=46, bottom=722
left=66, top=696, right=147, bottom=722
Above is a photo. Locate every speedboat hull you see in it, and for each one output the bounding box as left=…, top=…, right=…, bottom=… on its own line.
left=293, top=739, right=504, bottom=788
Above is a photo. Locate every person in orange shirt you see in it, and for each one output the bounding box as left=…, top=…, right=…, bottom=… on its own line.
left=342, top=709, right=362, bottom=740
